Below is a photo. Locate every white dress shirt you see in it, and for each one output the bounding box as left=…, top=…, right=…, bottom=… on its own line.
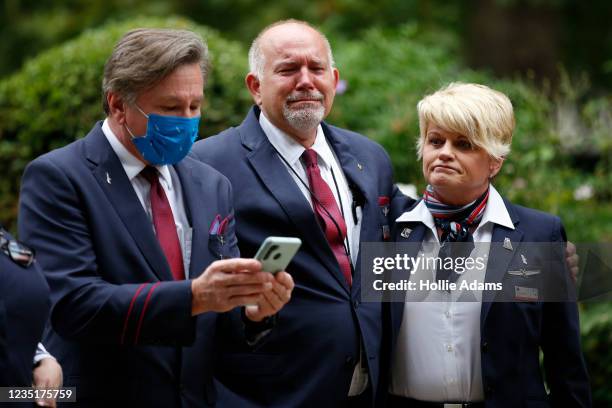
left=259, top=113, right=362, bottom=266
left=33, top=342, right=53, bottom=365
left=259, top=112, right=367, bottom=395
left=102, top=119, right=192, bottom=276
left=389, top=185, right=514, bottom=402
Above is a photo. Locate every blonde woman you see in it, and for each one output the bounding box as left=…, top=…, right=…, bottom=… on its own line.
left=387, top=83, right=590, bottom=408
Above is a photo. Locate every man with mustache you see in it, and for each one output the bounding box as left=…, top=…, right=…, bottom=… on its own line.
left=191, top=19, right=401, bottom=407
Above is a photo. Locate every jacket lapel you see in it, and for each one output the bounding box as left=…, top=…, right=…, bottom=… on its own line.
left=395, top=221, right=427, bottom=245
left=389, top=222, right=427, bottom=340
left=240, top=108, right=351, bottom=294
left=85, top=123, right=173, bottom=282
left=480, top=201, right=524, bottom=329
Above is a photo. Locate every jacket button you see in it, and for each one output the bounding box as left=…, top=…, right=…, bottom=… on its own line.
left=485, top=385, right=494, bottom=396
left=345, top=356, right=356, bottom=367
left=481, top=341, right=488, bottom=352
left=353, top=299, right=360, bottom=309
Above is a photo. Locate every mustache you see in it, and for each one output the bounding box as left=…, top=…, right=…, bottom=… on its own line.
left=285, top=92, right=324, bottom=103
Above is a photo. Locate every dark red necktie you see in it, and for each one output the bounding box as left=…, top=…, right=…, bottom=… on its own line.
left=302, top=149, right=352, bottom=286
left=141, top=167, right=185, bottom=281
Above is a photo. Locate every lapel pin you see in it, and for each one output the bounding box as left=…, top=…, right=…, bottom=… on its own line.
left=503, top=237, right=513, bottom=251
left=106, top=172, right=112, bottom=185
left=521, top=254, right=528, bottom=265
left=357, top=163, right=363, bottom=171
left=400, top=227, right=412, bottom=239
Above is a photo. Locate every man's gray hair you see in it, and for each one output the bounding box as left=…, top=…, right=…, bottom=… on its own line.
left=102, top=28, right=209, bottom=114
left=248, top=19, right=335, bottom=78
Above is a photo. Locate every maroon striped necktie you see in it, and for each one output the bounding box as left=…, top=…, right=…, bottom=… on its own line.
left=301, top=149, right=352, bottom=286
left=141, top=166, right=185, bottom=281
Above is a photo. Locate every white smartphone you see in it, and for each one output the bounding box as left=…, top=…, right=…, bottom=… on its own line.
left=254, top=236, right=302, bottom=274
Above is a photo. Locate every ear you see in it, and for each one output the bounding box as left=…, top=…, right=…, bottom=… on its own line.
left=107, top=92, right=127, bottom=125
left=245, top=73, right=262, bottom=106
left=332, top=67, right=339, bottom=89
left=489, top=156, right=504, bottom=179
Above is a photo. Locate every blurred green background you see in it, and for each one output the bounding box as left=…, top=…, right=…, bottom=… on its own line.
left=0, top=0, right=610, bottom=404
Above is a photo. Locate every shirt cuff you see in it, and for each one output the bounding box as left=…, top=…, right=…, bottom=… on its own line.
left=33, top=342, right=55, bottom=365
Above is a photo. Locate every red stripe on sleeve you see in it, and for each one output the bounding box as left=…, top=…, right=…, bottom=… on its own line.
left=134, top=282, right=162, bottom=345
left=120, top=283, right=148, bottom=345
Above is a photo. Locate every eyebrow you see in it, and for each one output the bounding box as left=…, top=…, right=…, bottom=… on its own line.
left=274, top=61, right=297, bottom=68
left=274, top=55, right=327, bottom=67
left=308, top=57, right=325, bottom=65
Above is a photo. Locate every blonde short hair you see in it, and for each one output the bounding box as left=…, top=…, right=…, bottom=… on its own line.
left=416, top=82, right=514, bottom=160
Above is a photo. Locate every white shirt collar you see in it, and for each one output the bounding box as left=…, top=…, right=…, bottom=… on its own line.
left=101, top=119, right=172, bottom=184
left=478, top=184, right=514, bottom=230
left=259, top=111, right=333, bottom=170
left=395, top=184, right=515, bottom=232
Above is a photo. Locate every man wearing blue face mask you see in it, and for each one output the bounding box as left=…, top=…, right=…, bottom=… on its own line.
left=124, top=104, right=201, bottom=165
left=18, top=28, right=294, bottom=407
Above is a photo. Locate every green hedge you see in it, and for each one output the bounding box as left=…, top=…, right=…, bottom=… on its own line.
left=580, top=303, right=612, bottom=404
left=0, top=16, right=251, bottom=226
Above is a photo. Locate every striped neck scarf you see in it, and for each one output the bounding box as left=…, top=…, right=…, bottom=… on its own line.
left=423, top=184, right=490, bottom=243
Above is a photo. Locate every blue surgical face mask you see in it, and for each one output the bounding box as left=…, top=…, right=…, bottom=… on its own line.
left=125, top=105, right=200, bottom=165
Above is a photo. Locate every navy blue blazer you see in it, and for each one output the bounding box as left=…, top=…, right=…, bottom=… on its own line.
left=0, top=228, right=50, bottom=387
left=18, top=123, right=240, bottom=407
left=191, top=106, right=401, bottom=407
left=388, top=198, right=591, bottom=408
